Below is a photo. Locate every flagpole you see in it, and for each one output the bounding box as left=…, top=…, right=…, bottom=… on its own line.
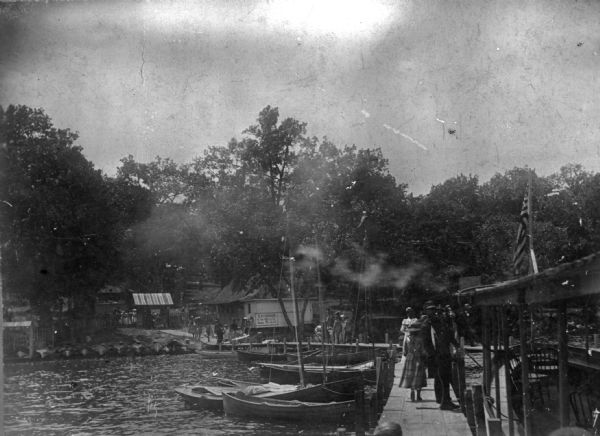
left=527, top=170, right=539, bottom=274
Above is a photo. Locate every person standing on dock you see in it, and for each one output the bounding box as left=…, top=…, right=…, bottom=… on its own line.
left=400, top=307, right=417, bottom=352
left=332, top=312, right=343, bottom=344
left=398, top=314, right=427, bottom=401
left=423, top=301, right=460, bottom=410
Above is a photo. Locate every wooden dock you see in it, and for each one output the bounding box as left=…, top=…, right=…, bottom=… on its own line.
left=377, top=357, right=472, bottom=436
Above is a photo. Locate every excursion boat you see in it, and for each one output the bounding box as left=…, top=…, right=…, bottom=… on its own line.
left=222, top=391, right=356, bottom=422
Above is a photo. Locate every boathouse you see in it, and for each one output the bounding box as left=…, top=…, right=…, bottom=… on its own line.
left=132, top=292, right=174, bottom=329
left=456, top=251, right=600, bottom=435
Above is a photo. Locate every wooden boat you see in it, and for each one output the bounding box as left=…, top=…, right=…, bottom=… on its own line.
left=237, top=348, right=288, bottom=363
left=194, top=350, right=237, bottom=359
left=259, top=361, right=375, bottom=385
left=175, top=385, right=241, bottom=410
left=286, top=349, right=374, bottom=366
left=222, top=391, right=355, bottom=422
left=175, top=377, right=359, bottom=410
left=199, top=340, right=233, bottom=351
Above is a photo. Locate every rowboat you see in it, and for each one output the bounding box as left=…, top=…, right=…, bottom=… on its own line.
left=259, top=361, right=375, bottom=385
left=175, top=377, right=360, bottom=410
left=199, top=340, right=233, bottom=351
left=236, top=348, right=288, bottom=363
left=175, top=385, right=244, bottom=410
left=222, top=391, right=356, bottom=421
left=286, top=349, right=374, bottom=366
left=194, top=350, right=237, bottom=359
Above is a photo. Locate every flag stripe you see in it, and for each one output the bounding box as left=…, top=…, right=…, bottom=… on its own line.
left=513, top=193, right=530, bottom=275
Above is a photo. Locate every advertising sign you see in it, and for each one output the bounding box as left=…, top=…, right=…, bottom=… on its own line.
left=254, top=312, right=278, bottom=327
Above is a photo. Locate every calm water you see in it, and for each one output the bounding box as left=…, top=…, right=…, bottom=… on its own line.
left=4, top=354, right=352, bottom=435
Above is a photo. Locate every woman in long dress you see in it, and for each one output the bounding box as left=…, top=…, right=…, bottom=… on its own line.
left=399, top=312, right=427, bottom=401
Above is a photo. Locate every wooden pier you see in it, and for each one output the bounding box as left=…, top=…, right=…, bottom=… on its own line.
left=377, top=358, right=472, bottom=436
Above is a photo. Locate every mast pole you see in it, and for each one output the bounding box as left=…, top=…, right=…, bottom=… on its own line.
left=315, top=237, right=327, bottom=383
left=289, top=256, right=305, bottom=387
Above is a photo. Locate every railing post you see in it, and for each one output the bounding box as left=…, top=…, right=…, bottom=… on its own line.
left=354, top=377, right=365, bottom=436
left=473, top=384, right=487, bottom=436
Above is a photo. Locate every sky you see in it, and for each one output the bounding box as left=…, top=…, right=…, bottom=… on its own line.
left=1, top=0, right=600, bottom=194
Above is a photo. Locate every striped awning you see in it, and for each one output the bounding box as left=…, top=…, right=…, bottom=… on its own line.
left=132, top=293, right=173, bottom=306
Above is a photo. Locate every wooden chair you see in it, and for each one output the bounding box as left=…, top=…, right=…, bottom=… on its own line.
left=529, top=346, right=559, bottom=402
left=507, top=348, right=548, bottom=406
left=570, top=388, right=600, bottom=434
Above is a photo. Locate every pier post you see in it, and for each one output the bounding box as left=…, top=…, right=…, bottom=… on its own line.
left=473, top=384, right=487, bottom=436
left=354, top=378, right=366, bottom=436
left=558, top=301, right=569, bottom=427
left=465, top=387, right=476, bottom=433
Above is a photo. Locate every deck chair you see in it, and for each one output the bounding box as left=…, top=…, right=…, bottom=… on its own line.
left=569, top=388, right=600, bottom=434
left=508, top=348, right=548, bottom=406
left=528, top=346, right=559, bottom=401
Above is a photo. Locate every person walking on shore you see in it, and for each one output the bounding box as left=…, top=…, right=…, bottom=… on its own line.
left=398, top=316, right=427, bottom=401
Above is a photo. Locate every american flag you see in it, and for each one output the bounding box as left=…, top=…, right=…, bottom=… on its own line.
left=513, top=193, right=530, bottom=275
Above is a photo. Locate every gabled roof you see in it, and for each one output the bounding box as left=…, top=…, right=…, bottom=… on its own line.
left=211, top=280, right=262, bottom=304
left=456, top=251, right=600, bottom=306
left=132, top=293, right=173, bottom=306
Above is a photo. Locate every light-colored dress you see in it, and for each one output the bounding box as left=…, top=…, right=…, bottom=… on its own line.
left=399, top=319, right=427, bottom=389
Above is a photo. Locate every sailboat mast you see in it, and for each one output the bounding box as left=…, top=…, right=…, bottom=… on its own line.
left=289, top=256, right=305, bottom=387
left=315, top=237, right=327, bottom=382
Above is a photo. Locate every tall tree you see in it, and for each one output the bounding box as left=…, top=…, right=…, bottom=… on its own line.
left=0, top=105, right=125, bottom=319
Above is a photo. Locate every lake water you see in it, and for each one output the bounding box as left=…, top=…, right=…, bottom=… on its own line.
left=4, top=354, right=355, bottom=435
left=5, top=352, right=483, bottom=435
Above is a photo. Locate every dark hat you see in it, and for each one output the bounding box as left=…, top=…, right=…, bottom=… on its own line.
left=423, top=300, right=436, bottom=310
left=405, top=307, right=414, bottom=312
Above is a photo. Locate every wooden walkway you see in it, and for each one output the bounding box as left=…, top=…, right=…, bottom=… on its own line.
left=377, top=357, right=472, bottom=436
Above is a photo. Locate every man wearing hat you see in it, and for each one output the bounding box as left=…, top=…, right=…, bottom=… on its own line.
left=423, top=300, right=460, bottom=410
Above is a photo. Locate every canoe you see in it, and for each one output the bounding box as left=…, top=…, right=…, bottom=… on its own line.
left=222, top=391, right=355, bottom=422
left=236, top=349, right=288, bottom=363
left=259, top=361, right=375, bottom=385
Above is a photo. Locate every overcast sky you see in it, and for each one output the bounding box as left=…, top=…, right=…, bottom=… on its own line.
left=1, top=0, right=599, bottom=194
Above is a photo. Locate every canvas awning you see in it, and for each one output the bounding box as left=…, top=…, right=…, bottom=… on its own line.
left=132, top=293, right=173, bottom=306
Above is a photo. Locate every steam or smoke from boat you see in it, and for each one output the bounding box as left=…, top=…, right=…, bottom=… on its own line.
left=331, top=255, right=424, bottom=290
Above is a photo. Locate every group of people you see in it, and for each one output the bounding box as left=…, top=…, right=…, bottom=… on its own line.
left=323, top=310, right=354, bottom=344
left=398, top=301, right=462, bottom=411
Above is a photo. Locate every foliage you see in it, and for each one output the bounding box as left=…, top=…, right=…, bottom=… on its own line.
left=0, top=105, right=149, bottom=316
left=3, top=103, right=600, bottom=329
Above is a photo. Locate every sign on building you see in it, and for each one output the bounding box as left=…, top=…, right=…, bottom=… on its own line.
left=254, top=312, right=278, bottom=327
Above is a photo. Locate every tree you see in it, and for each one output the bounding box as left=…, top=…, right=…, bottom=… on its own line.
left=0, top=105, right=126, bottom=319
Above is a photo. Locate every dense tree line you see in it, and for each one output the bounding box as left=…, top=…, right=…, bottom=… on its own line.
left=2, top=104, right=599, bottom=327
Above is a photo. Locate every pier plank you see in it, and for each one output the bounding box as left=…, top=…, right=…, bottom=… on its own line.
left=378, top=357, right=472, bottom=436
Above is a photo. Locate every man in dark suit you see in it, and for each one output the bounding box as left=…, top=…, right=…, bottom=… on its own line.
left=423, top=301, right=460, bottom=410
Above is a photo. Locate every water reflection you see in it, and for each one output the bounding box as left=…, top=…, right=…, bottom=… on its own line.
left=5, top=354, right=348, bottom=435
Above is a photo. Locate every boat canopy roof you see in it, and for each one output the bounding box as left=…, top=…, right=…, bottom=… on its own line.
left=456, top=251, right=600, bottom=306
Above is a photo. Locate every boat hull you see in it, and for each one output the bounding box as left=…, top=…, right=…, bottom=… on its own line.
left=222, top=392, right=355, bottom=422
left=286, top=350, right=374, bottom=366
left=259, top=362, right=375, bottom=385
left=237, top=349, right=288, bottom=363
